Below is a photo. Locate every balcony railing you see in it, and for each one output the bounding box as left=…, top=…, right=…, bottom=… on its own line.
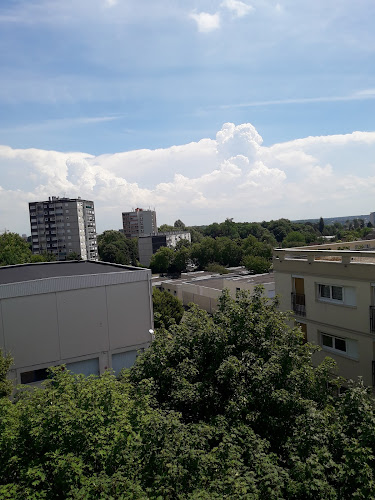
left=292, top=293, right=306, bottom=317
left=370, top=306, right=375, bottom=333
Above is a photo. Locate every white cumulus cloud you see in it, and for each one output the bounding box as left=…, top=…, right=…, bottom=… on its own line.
left=220, top=0, right=254, bottom=18
left=1, top=122, right=375, bottom=234
left=189, top=11, right=220, bottom=33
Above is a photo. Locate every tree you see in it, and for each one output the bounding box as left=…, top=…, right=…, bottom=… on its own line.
left=170, top=246, right=190, bottom=273
left=98, top=230, right=138, bottom=265
left=30, top=252, right=56, bottom=263
left=3, top=291, right=375, bottom=497
left=131, top=289, right=375, bottom=497
left=214, top=237, right=242, bottom=267
left=0, top=349, right=13, bottom=398
left=158, top=223, right=175, bottom=232
left=190, top=237, right=216, bottom=269
left=0, top=232, right=32, bottom=266
left=174, top=219, right=186, bottom=230
left=149, top=246, right=174, bottom=273
left=152, top=288, right=184, bottom=328
left=318, top=216, right=326, bottom=233
left=65, top=251, right=82, bottom=261
left=282, top=231, right=306, bottom=248
left=242, top=255, right=271, bottom=274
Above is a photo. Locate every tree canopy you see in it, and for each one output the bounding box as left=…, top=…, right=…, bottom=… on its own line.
left=152, top=288, right=184, bottom=328
left=0, top=232, right=32, bottom=266
left=97, top=230, right=138, bottom=266
left=1, top=290, right=375, bottom=497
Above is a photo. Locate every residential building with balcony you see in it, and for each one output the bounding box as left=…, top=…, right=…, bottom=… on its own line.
left=273, top=239, right=375, bottom=387
left=0, top=260, right=153, bottom=387
left=29, top=196, right=98, bottom=260
left=122, top=208, right=157, bottom=239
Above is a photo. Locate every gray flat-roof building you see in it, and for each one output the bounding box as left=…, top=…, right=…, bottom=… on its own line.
left=29, top=196, right=98, bottom=260
left=0, top=261, right=153, bottom=386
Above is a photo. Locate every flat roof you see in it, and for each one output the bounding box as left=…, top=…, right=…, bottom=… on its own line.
left=0, top=261, right=143, bottom=285
left=153, top=272, right=274, bottom=289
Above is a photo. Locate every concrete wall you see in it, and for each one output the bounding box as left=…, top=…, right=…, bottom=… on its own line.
left=158, top=275, right=275, bottom=314
left=1, top=278, right=153, bottom=384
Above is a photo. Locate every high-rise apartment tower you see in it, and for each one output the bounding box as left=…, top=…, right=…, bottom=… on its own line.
left=29, top=197, right=98, bottom=260
left=122, top=208, right=157, bottom=238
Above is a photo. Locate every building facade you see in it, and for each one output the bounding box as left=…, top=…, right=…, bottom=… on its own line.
left=138, top=231, right=191, bottom=267
left=122, top=208, right=157, bottom=239
left=0, top=261, right=153, bottom=386
left=153, top=269, right=275, bottom=314
left=29, top=197, right=98, bottom=260
left=273, top=239, right=375, bottom=387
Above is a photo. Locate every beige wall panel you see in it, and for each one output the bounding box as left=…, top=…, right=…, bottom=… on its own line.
left=56, top=287, right=109, bottom=359
left=274, top=272, right=292, bottom=312
left=2, top=294, right=60, bottom=369
left=192, top=294, right=211, bottom=313
left=303, top=275, right=370, bottom=334
left=182, top=291, right=194, bottom=306
left=106, top=282, right=151, bottom=350
left=308, top=323, right=373, bottom=386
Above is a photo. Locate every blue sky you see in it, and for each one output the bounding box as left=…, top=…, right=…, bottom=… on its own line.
left=1, top=0, right=375, bottom=232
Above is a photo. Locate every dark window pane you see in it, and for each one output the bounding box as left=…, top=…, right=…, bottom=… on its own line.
left=322, top=334, right=333, bottom=348
left=334, top=338, right=346, bottom=352
left=21, top=368, right=49, bottom=384
left=319, top=285, right=330, bottom=298
left=332, top=286, right=343, bottom=301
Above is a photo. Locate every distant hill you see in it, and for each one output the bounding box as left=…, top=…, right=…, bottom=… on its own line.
left=293, top=215, right=370, bottom=225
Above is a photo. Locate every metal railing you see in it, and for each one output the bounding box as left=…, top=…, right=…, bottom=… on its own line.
left=370, top=306, right=375, bottom=333
left=291, top=293, right=306, bottom=317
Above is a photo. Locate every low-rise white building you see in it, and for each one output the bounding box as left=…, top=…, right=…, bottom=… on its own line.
left=154, top=269, right=275, bottom=313
left=138, top=231, right=191, bottom=267
left=0, top=261, right=153, bottom=386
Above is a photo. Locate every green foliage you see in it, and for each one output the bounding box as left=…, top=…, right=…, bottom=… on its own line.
left=282, top=231, right=306, bottom=248
left=98, top=230, right=138, bottom=266
left=30, top=252, right=57, bottom=262
left=158, top=223, right=175, bottom=232
left=204, top=263, right=229, bottom=274
left=242, top=255, right=271, bottom=273
left=152, top=288, right=184, bottom=328
left=149, top=246, right=175, bottom=273
left=0, top=232, right=32, bottom=266
left=170, top=246, right=190, bottom=273
left=174, top=219, right=186, bottom=230
left=0, top=349, right=13, bottom=398
left=2, top=291, right=375, bottom=497
left=131, top=289, right=375, bottom=497
left=319, top=217, right=325, bottom=233
left=65, top=251, right=82, bottom=261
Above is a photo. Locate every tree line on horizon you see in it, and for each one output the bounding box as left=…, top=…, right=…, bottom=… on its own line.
left=1, top=216, right=373, bottom=270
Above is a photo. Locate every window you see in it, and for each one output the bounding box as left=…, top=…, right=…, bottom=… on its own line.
left=318, top=284, right=343, bottom=302
left=321, top=332, right=358, bottom=359
left=322, top=333, right=346, bottom=352
left=21, top=367, right=49, bottom=384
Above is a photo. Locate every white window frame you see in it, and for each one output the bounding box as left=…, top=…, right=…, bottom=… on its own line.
left=317, top=284, right=344, bottom=304
left=320, top=332, right=358, bottom=360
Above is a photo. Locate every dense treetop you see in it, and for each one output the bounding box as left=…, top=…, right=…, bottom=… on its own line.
left=97, top=230, right=138, bottom=266
left=1, top=290, right=375, bottom=498
left=149, top=217, right=373, bottom=275
left=0, top=232, right=56, bottom=266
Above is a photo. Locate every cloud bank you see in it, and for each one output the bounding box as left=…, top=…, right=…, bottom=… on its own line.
left=1, top=122, right=375, bottom=234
